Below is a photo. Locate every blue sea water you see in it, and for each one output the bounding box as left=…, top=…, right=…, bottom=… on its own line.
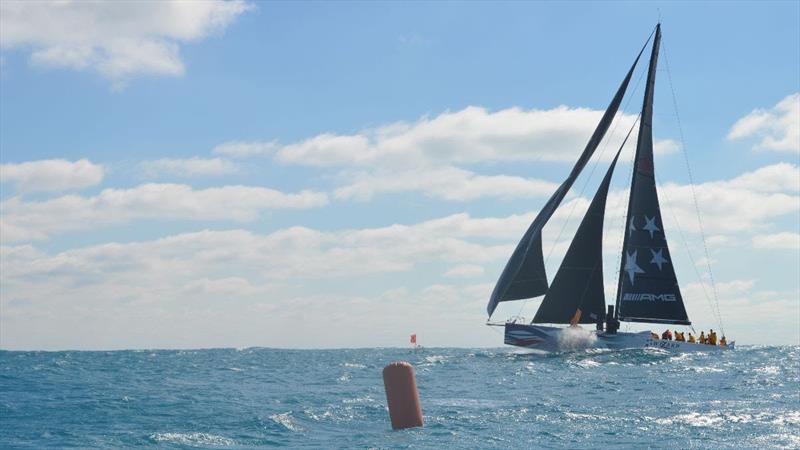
left=1, top=346, right=798, bottom=449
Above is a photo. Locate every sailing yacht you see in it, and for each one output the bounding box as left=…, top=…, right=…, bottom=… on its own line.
left=486, top=24, right=733, bottom=352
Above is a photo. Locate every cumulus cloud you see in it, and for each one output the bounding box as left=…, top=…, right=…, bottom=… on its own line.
left=140, top=157, right=239, bottom=178
left=0, top=219, right=513, bottom=348
left=1, top=162, right=798, bottom=349
left=333, top=166, right=558, bottom=201
left=263, top=105, right=680, bottom=201
left=2, top=200, right=797, bottom=348
left=752, top=232, right=800, bottom=250
left=0, top=0, right=252, bottom=85
left=653, top=163, right=800, bottom=234
left=444, top=264, right=486, bottom=278
left=212, top=140, right=279, bottom=157
left=681, top=280, right=800, bottom=345
left=1, top=183, right=328, bottom=242
left=728, top=93, right=800, bottom=153
left=275, top=105, right=662, bottom=168
left=0, top=159, right=104, bottom=193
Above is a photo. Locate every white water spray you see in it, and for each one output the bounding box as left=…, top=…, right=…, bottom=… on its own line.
left=556, top=327, right=598, bottom=351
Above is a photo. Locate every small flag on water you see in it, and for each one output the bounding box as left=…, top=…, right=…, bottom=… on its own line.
left=410, top=334, right=417, bottom=345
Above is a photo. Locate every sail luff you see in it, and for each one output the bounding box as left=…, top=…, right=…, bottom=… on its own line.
left=486, top=31, right=655, bottom=317
left=615, top=24, right=691, bottom=325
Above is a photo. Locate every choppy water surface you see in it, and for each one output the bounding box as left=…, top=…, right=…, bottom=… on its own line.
left=1, top=346, right=798, bottom=448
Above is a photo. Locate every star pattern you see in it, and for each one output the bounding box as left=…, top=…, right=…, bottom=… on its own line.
left=643, top=215, right=660, bottom=238
left=628, top=217, right=636, bottom=237
left=624, top=250, right=645, bottom=284
left=650, top=248, right=669, bottom=271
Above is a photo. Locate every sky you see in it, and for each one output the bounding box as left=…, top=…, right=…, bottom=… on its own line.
left=0, top=1, right=798, bottom=350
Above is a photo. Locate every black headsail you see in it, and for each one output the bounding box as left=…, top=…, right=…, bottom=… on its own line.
left=533, top=142, right=625, bottom=325
left=615, top=24, right=690, bottom=325
left=487, top=30, right=654, bottom=317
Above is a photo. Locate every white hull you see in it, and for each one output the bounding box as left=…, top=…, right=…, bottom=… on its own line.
left=504, top=323, right=734, bottom=353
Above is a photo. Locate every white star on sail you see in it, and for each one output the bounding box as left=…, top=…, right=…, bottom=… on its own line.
left=624, top=250, right=645, bottom=284
left=643, top=215, right=660, bottom=238
left=628, top=217, right=637, bottom=237
left=650, top=248, right=669, bottom=271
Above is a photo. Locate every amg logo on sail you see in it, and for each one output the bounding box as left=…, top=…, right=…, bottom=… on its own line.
left=622, top=293, right=677, bottom=302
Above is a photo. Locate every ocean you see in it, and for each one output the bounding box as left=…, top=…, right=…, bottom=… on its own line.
left=1, top=346, right=798, bottom=449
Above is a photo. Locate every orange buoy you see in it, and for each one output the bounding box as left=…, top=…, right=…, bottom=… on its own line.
left=382, top=361, right=423, bottom=430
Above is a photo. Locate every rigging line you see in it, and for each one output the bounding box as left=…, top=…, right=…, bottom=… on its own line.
left=613, top=129, right=639, bottom=282
left=515, top=63, right=650, bottom=321
left=575, top=117, right=640, bottom=311
left=662, top=40, right=725, bottom=334
left=654, top=170, right=722, bottom=331
left=512, top=26, right=656, bottom=321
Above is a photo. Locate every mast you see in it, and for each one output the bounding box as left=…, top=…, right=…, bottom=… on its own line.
left=615, top=24, right=690, bottom=325
left=486, top=31, right=654, bottom=317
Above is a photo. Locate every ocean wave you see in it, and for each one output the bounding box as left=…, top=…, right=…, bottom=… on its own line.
left=150, top=432, right=236, bottom=446
left=3, top=346, right=798, bottom=448
left=342, top=362, right=366, bottom=369
left=270, top=412, right=303, bottom=432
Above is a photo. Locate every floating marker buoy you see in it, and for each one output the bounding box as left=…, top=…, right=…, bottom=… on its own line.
left=382, top=361, right=423, bottom=430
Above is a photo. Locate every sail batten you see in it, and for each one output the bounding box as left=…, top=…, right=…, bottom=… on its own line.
left=486, top=33, right=654, bottom=317
left=615, top=24, right=690, bottom=325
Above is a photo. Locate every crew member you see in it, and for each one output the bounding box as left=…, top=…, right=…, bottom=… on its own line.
left=698, top=331, right=706, bottom=344
left=605, top=306, right=620, bottom=334
left=687, top=333, right=696, bottom=343
left=675, top=331, right=684, bottom=342
left=719, top=336, right=727, bottom=347
left=709, top=330, right=717, bottom=346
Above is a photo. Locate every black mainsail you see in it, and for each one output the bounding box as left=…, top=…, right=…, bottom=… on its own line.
left=615, top=24, right=690, bottom=325
left=532, top=145, right=624, bottom=324
left=486, top=34, right=653, bottom=317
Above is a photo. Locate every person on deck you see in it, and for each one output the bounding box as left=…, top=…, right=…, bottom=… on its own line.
left=719, top=336, right=727, bottom=346
left=687, top=333, right=696, bottom=343
left=675, top=331, right=684, bottom=342
left=698, top=331, right=706, bottom=344
left=709, top=330, right=717, bottom=345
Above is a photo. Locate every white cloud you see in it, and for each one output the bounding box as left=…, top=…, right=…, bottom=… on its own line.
left=0, top=159, right=104, bottom=193
left=334, top=166, right=558, bottom=201
left=682, top=280, right=800, bottom=345
left=1, top=183, right=328, bottom=242
left=728, top=93, right=800, bottom=153
left=212, top=140, right=279, bottom=157
left=444, top=264, right=485, bottom=278
left=654, top=163, right=800, bottom=234
left=710, top=162, right=800, bottom=193
left=3, top=203, right=797, bottom=348
left=752, top=232, right=800, bottom=250
left=268, top=105, right=682, bottom=200
left=1, top=162, right=798, bottom=349
left=140, top=157, right=239, bottom=178
left=654, top=139, right=680, bottom=155
left=275, top=105, right=665, bottom=168
left=0, top=0, right=252, bottom=85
